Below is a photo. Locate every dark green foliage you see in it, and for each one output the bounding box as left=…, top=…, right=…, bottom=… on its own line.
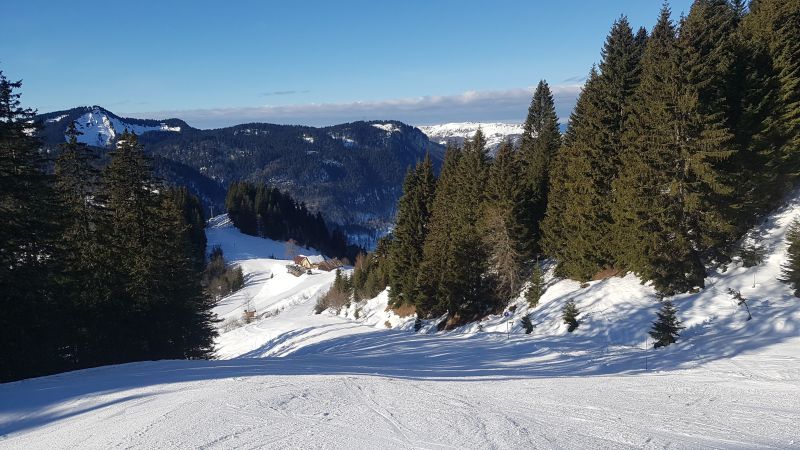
left=780, top=218, right=800, bottom=297
left=0, top=70, right=65, bottom=381
left=741, top=0, right=800, bottom=213
left=315, top=269, right=352, bottom=314
left=388, top=155, right=436, bottom=307
left=519, top=80, right=561, bottom=258
left=203, top=246, right=245, bottom=300
left=225, top=181, right=355, bottom=259
left=541, top=68, right=611, bottom=280
left=351, top=250, right=389, bottom=301
left=1, top=68, right=217, bottom=380
left=649, top=300, right=684, bottom=348
left=482, top=140, right=527, bottom=301
left=541, top=17, right=643, bottom=280
left=561, top=300, right=580, bottom=332
left=103, top=132, right=216, bottom=361
left=526, top=263, right=545, bottom=308
left=416, top=132, right=498, bottom=324
left=613, top=5, right=736, bottom=295
left=520, top=315, right=534, bottom=334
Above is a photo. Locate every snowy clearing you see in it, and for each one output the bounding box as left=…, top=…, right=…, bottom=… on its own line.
left=2, top=200, right=800, bottom=448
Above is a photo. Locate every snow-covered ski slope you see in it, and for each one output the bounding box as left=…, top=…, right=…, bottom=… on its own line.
left=2, top=201, right=800, bottom=448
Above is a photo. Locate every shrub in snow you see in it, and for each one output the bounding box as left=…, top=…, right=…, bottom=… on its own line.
left=780, top=217, right=800, bottom=296
left=649, top=300, right=684, bottom=348
left=562, top=300, right=580, bottom=332
left=738, top=241, right=767, bottom=268
left=520, top=315, right=534, bottom=334
left=414, top=317, right=423, bottom=332
left=526, top=264, right=545, bottom=307
left=727, top=288, right=752, bottom=321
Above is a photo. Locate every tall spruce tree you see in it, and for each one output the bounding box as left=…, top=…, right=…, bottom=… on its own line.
left=519, top=80, right=561, bottom=258
left=482, top=140, right=526, bottom=300
left=102, top=131, right=215, bottom=360
left=743, top=0, right=800, bottom=201
left=613, top=5, right=734, bottom=295
left=540, top=17, right=643, bottom=281
left=388, top=154, right=436, bottom=307
left=54, top=122, right=111, bottom=366
left=540, top=68, right=609, bottom=280
left=415, top=145, right=462, bottom=317
left=0, top=70, right=65, bottom=381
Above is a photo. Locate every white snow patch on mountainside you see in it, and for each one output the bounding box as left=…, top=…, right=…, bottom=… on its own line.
left=71, top=107, right=180, bottom=147
left=2, top=198, right=800, bottom=448
left=372, top=122, right=399, bottom=133
left=419, top=122, right=524, bottom=153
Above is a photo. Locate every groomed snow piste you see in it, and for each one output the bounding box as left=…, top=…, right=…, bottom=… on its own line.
left=1, top=196, right=799, bottom=448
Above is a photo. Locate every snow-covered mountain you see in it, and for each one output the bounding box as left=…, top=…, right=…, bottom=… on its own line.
left=68, top=107, right=181, bottom=147
left=37, top=106, right=188, bottom=148
left=418, top=122, right=525, bottom=154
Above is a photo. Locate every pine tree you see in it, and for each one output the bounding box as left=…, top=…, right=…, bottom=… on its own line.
left=540, top=68, right=609, bottom=280
left=415, top=145, right=462, bottom=317
left=526, top=263, right=545, bottom=308
left=0, top=70, right=65, bottom=381
left=649, top=300, right=684, bottom=348
left=388, top=154, right=436, bottom=307
left=562, top=300, right=580, bottom=332
left=612, top=5, right=734, bottom=295
left=742, top=0, right=800, bottom=207
left=519, top=80, right=561, bottom=258
left=780, top=217, right=800, bottom=297
left=481, top=140, right=526, bottom=301
left=541, top=17, right=643, bottom=280
left=54, top=121, right=111, bottom=366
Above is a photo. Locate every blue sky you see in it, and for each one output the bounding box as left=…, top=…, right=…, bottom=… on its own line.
left=2, top=1, right=693, bottom=128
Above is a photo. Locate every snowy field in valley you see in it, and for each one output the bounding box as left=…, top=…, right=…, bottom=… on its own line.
left=1, top=204, right=799, bottom=449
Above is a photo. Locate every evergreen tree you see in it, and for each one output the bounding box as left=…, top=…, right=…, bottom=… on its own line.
left=416, top=132, right=497, bottom=323
left=526, top=263, right=545, bottom=308
left=388, top=154, right=436, bottom=307
left=742, top=0, right=800, bottom=205
left=562, top=300, right=580, bottom=332
left=541, top=18, right=644, bottom=280
left=415, top=145, right=462, bottom=316
left=780, top=217, right=800, bottom=297
left=481, top=140, right=526, bottom=301
left=540, top=68, right=608, bottom=280
left=102, top=132, right=216, bottom=361
left=519, top=80, right=560, bottom=258
left=0, top=70, right=65, bottom=381
left=54, top=122, right=110, bottom=366
left=649, top=300, right=684, bottom=348
left=612, top=5, right=734, bottom=294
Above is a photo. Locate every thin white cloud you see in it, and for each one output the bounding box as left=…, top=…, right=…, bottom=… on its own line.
left=130, top=85, right=582, bottom=129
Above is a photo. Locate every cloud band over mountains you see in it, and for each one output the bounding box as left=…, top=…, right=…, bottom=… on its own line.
left=133, top=85, right=582, bottom=129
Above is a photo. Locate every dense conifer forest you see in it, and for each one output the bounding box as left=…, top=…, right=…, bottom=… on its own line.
left=0, top=74, right=216, bottom=382
left=375, top=0, right=800, bottom=329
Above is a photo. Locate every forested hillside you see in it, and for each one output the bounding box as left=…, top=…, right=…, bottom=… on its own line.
left=36, top=109, right=444, bottom=247
left=0, top=83, right=216, bottom=382
left=376, top=0, right=800, bottom=330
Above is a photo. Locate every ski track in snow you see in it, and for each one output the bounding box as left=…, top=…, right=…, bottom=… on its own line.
left=1, top=208, right=800, bottom=448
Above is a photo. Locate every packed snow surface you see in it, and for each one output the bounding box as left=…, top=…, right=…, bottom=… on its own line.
left=2, top=198, right=800, bottom=448
left=71, top=107, right=180, bottom=147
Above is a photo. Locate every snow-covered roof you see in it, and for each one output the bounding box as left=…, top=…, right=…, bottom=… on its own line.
left=306, top=255, right=325, bottom=264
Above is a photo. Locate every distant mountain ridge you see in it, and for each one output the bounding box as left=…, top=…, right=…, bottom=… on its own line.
left=35, top=107, right=444, bottom=248
left=418, top=122, right=525, bottom=154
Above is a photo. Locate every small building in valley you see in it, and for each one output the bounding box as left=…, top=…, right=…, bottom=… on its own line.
left=294, top=254, right=325, bottom=269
